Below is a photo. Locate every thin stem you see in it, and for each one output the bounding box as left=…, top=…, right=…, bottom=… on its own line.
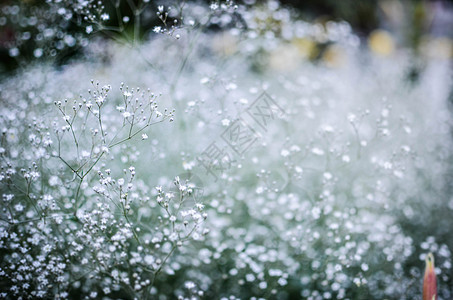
left=108, top=119, right=166, bottom=148
left=97, top=105, right=106, bottom=144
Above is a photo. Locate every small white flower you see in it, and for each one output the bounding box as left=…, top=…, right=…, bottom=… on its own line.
left=9, top=48, right=19, bottom=57
left=100, top=13, right=110, bottom=21
left=14, top=204, right=24, bottom=212
left=225, top=83, right=237, bottom=90
left=347, top=113, right=356, bottom=123
left=323, top=172, right=332, bottom=180
left=96, top=96, right=105, bottom=105
left=141, top=133, right=148, bottom=140
left=322, top=124, right=334, bottom=133
left=221, top=119, right=230, bottom=126
left=49, top=176, right=59, bottom=186
left=183, top=160, right=195, bottom=170
left=239, top=98, right=248, bottom=104
left=312, top=147, right=324, bottom=156
left=280, top=149, right=290, bottom=157
left=144, top=255, right=154, bottom=265
left=185, top=281, right=196, bottom=289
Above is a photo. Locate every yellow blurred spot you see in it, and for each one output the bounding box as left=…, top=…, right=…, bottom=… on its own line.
left=291, top=38, right=317, bottom=59
left=368, top=30, right=395, bottom=56
left=322, top=44, right=346, bottom=68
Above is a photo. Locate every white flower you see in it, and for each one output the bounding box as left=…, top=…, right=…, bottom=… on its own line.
left=347, top=113, right=356, bottom=123
left=185, top=281, right=196, bottom=289
left=225, top=83, right=237, bottom=90
left=239, top=98, right=248, bottom=104
left=311, top=147, right=324, bottom=156
left=183, top=160, right=195, bottom=170
left=141, top=133, right=148, bottom=140
left=280, top=149, right=290, bottom=157
left=49, top=176, right=59, bottom=186
left=144, top=255, right=154, bottom=265
left=96, top=96, right=105, bottom=105
left=323, top=172, right=332, bottom=180
left=290, top=145, right=301, bottom=152
left=100, top=13, right=110, bottom=21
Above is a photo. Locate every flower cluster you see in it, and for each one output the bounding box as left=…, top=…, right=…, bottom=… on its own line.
left=1, top=0, right=452, bottom=299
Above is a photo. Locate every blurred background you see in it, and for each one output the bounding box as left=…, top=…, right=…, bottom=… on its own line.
left=1, top=0, right=452, bottom=76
